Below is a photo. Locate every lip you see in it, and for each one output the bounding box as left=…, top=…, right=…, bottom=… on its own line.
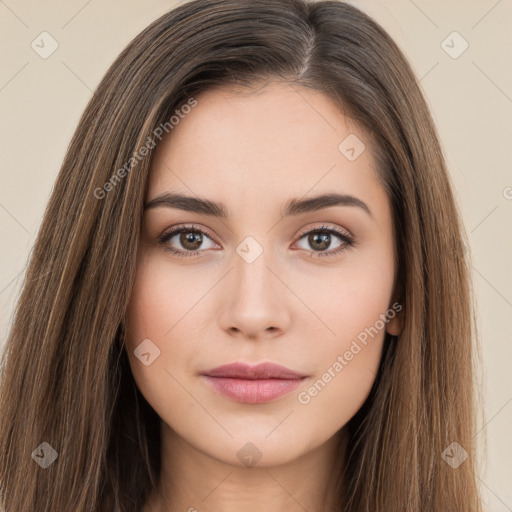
left=200, top=362, right=308, bottom=404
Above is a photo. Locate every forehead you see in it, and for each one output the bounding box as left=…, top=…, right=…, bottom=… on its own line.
left=147, top=81, right=384, bottom=215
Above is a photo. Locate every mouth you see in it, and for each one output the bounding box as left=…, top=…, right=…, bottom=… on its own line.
left=200, top=362, right=308, bottom=404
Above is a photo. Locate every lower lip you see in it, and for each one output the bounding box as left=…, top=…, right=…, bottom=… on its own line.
left=201, top=376, right=305, bottom=404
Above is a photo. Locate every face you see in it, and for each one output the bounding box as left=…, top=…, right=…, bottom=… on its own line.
left=125, top=81, right=401, bottom=468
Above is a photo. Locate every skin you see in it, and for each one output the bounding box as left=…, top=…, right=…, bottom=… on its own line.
left=126, top=81, right=402, bottom=512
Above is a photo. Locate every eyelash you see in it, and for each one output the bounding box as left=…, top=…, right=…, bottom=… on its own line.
left=157, top=223, right=356, bottom=259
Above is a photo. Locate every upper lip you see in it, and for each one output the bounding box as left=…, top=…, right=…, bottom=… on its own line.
left=201, top=362, right=307, bottom=380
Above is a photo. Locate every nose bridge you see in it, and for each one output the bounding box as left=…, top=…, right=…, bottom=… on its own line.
left=219, top=236, right=290, bottom=336
left=232, top=239, right=277, bottom=308
left=231, top=221, right=276, bottom=288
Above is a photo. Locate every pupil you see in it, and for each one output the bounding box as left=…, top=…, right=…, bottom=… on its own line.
left=310, top=233, right=330, bottom=251
left=181, top=231, right=202, bottom=250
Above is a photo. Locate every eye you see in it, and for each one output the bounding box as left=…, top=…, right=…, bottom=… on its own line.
left=293, top=224, right=355, bottom=258
left=158, top=224, right=218, bottom=259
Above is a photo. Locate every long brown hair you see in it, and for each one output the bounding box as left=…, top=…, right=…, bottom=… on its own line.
left=0, top=0, right=483, bottom=510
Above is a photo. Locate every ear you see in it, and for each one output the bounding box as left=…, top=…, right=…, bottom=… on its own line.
left=386, top=310, right=403, bottom=336
left=386, top=281, right=404, bottom=336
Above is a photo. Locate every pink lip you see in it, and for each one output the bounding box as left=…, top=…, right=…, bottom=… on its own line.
left=200, top=362, right=308, bottom=404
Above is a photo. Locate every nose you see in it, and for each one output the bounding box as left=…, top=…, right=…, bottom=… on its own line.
left=218, top=247, right=291, bottom=341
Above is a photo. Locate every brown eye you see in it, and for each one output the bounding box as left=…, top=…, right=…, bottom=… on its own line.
left=307, top=232, right=332, bottom=251
left=179, top=231, right=204, bottom=251
left=158, top=225, right=218, bottom=258
left=294, top=225, right=355, bottom=257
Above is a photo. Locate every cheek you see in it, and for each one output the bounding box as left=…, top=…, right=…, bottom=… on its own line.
left=124, top=253, right=220, bottom=390
left=293, top=252, right=394, bottom=414
left=126, top=254, right=209, bottom=343
left=124, top=256, right=204, bottom=422
left=298, top=250, right=394, bottom=355
left=295, top=286, right=388, bottom=427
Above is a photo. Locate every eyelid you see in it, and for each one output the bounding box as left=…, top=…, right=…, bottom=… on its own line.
left=294, top=222, right=353, bottom=241
left=158, top=223, right=220, bottom=246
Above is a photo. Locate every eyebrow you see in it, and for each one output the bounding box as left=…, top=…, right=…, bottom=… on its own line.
left=144, top=192, right=373, bottom=219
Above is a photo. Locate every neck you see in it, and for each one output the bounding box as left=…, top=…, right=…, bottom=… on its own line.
left=144, top=423, right=348, bottom=512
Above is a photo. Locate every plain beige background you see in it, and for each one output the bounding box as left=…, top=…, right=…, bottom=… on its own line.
left=0, top=0, right=511, bottom=509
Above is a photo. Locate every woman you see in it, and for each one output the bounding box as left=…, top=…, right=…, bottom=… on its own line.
left=0, top=0, right=483, bottom=510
